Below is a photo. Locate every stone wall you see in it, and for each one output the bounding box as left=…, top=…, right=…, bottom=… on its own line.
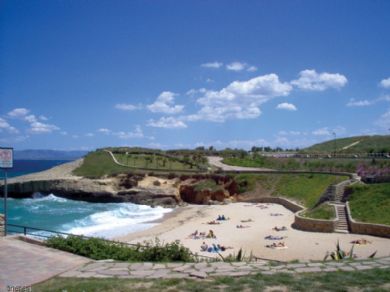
left=346, top=202, right=390, bottom=238
left=292, top=210, right=336, bottom=233
left=0, top=214, right=4, bottom=237
left=253, top=197, right=304, bottom=213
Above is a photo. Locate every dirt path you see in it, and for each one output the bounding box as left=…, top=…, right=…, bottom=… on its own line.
left=207, top=156, right=275, bottom=172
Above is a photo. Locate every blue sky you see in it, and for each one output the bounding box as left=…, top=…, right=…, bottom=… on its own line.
left=1, top=0, right=390, bottom=150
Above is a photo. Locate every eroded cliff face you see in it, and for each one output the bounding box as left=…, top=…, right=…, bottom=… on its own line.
left=1, top=174, right=180, bottom=207
left=1, top=172, right=239, bottom=207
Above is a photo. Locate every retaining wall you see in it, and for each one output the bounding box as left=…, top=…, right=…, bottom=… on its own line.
left=292, top=209, right=336, bottom=233
left=253, top=196, right=304, bottom=213
left=346, top=202, right=390, bottom=238
left=250, top=196, right=337, bottom=233
left=0, top=214, right=4, bottom=237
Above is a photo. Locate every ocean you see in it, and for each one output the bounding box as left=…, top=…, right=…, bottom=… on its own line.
left=0, top=160, right=171, bottom=239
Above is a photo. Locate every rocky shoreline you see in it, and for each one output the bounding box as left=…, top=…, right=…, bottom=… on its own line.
left=0, top=160, right=180, bottom=207
left=0, top=160, right=238, bottom=207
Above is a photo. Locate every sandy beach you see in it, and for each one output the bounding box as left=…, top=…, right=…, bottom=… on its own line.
left=116, top=202, right=390, bottom=262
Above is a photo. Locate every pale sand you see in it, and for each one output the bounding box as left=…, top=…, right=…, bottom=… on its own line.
left=116, top=202, right=390, bottom=261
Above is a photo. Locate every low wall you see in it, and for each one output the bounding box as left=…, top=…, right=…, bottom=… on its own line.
left=250, top=196, right=336, bottom=233
left=0, top=214, right=4, bottom=237
left=346, top=202, right=390, bottom=238
left=253, top=196, right=304, bottom=213
left=292, top=210, right=336, bottom=233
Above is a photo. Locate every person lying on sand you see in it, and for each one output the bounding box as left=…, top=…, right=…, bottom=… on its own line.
left=351, top=238, right=372, bottom=245
left=270, top=213, right=283, bottom=216
left=236, top=224, right=250, bottom=228
left=200, top=242, right=208, bottom=252
left=256, top=205, right=268, bottom=209
left=188, top=230, right=199, bottom=239
left=217, top=244, right=234, bottom=251
left=266, top=242, right=287, bottom=248
left=206, top=230, right=216, bottom=238
left=241, top=219, right=253, bottom=223
left=206, top=220, right=221, bottom=225
left=272, top=226, right=287, bottom=231
left=264, top=235, right=286, bottom=240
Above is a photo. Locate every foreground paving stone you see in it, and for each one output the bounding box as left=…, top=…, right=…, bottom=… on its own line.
left=130, top=270, right=155, bottom=277
left=98, top=269, right=129, bottom=276
left=295, top=267, right=323, bottom=273
left=148, top=269, right=172, bottom=278
left=338, top=266, right=356, bottom=272
left=152, top=264, right=166, bottom=270
left=190, top=271, right=208, bottom=279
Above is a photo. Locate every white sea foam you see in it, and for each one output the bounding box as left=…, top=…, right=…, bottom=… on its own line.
left=62, top=203, right=172, bottom=239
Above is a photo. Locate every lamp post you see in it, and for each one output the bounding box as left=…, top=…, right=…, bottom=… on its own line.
left=333, top=132, right=337, bottom=158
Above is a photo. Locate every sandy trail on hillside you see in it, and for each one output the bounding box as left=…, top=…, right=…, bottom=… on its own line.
left=116, top=202, right=390, bottom=262
left=207, top=156, right=275, bottom=171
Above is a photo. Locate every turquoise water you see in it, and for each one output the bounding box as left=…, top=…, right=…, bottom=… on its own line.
left=0, top=160, right=171, bottom=238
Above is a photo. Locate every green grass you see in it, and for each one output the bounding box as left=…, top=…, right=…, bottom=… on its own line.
left=223, top=155, right=390, bottom=173
left=235, top=173, right=348, bottom=208
left=114, top=153, right=197, bottom=171
left=33, top=268, right=390, bottom=291
left=301, top=203, right=335, bottom=220
left=304, top=134, right=390, bottom=154
left=72, top=151, right=132, bottom=178
left=348, top=183, right=390, bottom=225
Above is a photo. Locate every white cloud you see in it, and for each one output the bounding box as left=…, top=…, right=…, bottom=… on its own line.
left=23, top=114, right=59, bottom=133
left=278, top=130, right=303, bottom=136
left=291, top=69, right=347, bottom=91
left=375, top=109, right=390, bottom=128
left=112, top=125, right=144, bottom=139
left=312, top=127, right=331, bottom=136
left=346, top=99, right=372, bottom=107
left=380, top=77, right=390, bottom=89
left=226, top=62, right=247, bottom=71
left=276, top=102, right=297, bottom=111
left=147, top=117, right=187, bottom=129
left=186, top=73, right=292, bottom=122
left=85, top=133, right=94, bottom=137
left=147, top=91, right=184, bottom=114
left=60, top=131, right=68, bottom=136
left=0, top=118, right=19, bottom=134
left=247, top=66, right=258, bottom=72
left=201, top=62, right=223, bottom=69
left=8, top=108, right=30, bottom=118
left=39, top=115, right=48, bottom=121
left=114, top=103, right=142, bottom=111
left=312, top=126, right=346, bottom=136
left=97, top=128, right=111, bottom=134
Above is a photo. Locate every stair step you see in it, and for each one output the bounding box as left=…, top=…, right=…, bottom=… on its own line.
left=334, top=229, right=349, bottom=234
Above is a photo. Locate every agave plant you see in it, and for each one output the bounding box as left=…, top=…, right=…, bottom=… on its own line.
left=323, top=240, right=376, bottom=261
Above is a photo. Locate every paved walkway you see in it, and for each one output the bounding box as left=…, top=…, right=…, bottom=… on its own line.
left=0, top=236, right=90, bottom=290
left=61, top=256, right=390, bottom=280
left=207, top=156, right=275, bottom=172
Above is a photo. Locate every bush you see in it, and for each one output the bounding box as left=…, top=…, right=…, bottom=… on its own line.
left=46, top=236, right=195, bottom=262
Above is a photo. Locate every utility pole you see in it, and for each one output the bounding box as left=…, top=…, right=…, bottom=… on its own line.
left=333, top=132, right=337, bottom=158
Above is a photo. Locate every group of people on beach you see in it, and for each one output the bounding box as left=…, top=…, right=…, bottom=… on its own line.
left=200, top=242, right=233, bottom=253
left=188, top=229, right=216, bottom=239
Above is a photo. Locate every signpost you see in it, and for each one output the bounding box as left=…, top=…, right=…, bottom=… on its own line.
left=0, top=147, right=13, bottom=236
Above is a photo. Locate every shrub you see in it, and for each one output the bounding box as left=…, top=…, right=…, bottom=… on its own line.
left=46, top=236, right=195, bottom=262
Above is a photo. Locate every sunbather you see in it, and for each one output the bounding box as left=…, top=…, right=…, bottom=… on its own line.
left=200, top=242, right=208, bottom=251
left=272, top=226, right=287, bottom=231
left=241, top=219, right=253, bottom=223
left=207, top=220, right=221, bottom=225
left=206, top=229, right=216, bottom=238
left=236, top=224, right=250, bottom=228
left=351, top=238, right=372, bottom=245
left=264, top=235, right=286, bottom=240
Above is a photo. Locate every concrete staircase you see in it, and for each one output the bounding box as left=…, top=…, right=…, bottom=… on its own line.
left=334, top=204, right=349, bottom=233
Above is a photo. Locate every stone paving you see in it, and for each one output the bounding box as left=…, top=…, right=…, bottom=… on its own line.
left=60, top=256, right=390, bottom=280
left=0, top=236, right=90, bottom=290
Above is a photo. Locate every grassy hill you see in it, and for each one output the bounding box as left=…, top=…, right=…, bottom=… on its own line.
left=304, top=135, right=390, bottom=154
